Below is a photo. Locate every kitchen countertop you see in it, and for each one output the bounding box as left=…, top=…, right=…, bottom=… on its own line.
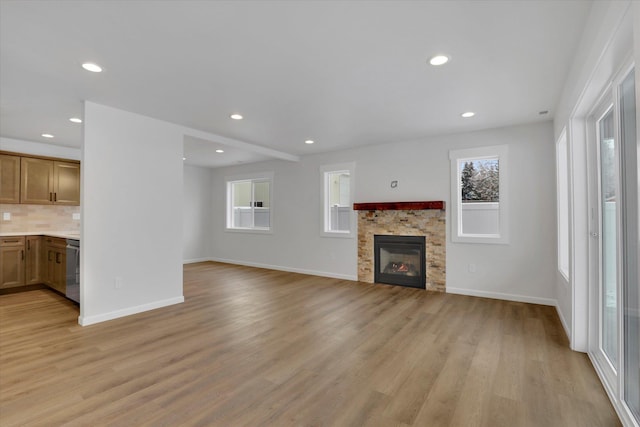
left=0, top=231, right=80, bottom=240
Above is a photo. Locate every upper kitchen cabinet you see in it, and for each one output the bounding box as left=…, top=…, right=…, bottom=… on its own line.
left=20, top=157, right=80, bottom=205
left=20, top=157, right=54, bottom=204
left=53, top=161, right=80, bottom=205
left=0, top=154, right=21, bottom=203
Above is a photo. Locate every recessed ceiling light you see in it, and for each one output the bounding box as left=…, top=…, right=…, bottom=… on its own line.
left=429, top=55, right=449, bottom=66
left=41, top=133, right=54, bottom=138
left=304, top=140, right=314, bottom=144
left=69, top=117, right=82, bottom=123
left=461, top=112, right=475, bottom=118
left=82, top=62, right=102, bottom=73
left=215, top=149, right=224, bottom=153
left=182, top=157, right=186, bottom=161
left=230, top=114, right=243, bottom=120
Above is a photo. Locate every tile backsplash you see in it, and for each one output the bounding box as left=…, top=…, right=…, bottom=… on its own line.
left=0, top=204, right=80, bottom=233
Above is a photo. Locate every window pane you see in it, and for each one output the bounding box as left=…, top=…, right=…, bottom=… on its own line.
left=327, top=171, right=350, bottom=232
left=598, top=107, right=618, bottom=368
left=620, top=70, right=639, bottom=422
left=232, top=181, right=252, bottom=227
left=557, top=133, right=570, bottom=278
left=460, top=158, right=499, bottom=235
left=253, top=181, right=270, bottom=228
left=253, top=181, right=270, bottom=208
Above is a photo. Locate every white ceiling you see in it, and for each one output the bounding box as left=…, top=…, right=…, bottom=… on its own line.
left=0, top=0, right=591, bottom=168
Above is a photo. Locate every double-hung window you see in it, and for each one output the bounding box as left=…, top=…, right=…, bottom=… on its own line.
left=449, top=145, right=509, bottom=244
left=321, top=163, right=355, bottom=237
left=226, top=173, right=273, bottom=231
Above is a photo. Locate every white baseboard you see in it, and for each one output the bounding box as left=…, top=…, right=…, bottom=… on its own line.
left=555, top=304, right=572, bottom=344
left=78, top=296, right=185, bottom=326
left=183, top=257, right=211, bottom=264
left=446, top=287, right=556, bottom=306
left=208, top=257, right=358, bottom=281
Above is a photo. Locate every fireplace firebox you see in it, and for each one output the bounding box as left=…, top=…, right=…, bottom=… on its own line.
left=374, top=235, right=426, bottom=289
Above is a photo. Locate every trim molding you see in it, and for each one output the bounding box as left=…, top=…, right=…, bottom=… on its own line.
left=78, top=296, right=185, bottom=326
left=209, top=257, right=358, bottom=281
left=588, top=352, right=637, bottom=427
left=183, top=257, right=211, bottom=264
left=555, top=304, right=572, bottom=345
left=446, top=287, right=556, bottom=306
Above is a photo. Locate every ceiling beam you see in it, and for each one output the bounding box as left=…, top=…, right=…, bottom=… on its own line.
left=181, top=126, right=299, bottom=162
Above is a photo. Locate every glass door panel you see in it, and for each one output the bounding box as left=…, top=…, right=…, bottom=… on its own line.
left=620, top=70, right=639, bottom=423
left=597, top=106, right=618, bottom=370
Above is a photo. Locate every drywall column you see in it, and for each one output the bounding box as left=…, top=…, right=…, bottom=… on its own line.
left=80, top=102, right=184, bottom=325
left=183, top=165, right=213, bottom=263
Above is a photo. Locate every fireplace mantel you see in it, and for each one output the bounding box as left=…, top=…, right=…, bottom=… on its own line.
left=353, top=201, right=445, bottom=211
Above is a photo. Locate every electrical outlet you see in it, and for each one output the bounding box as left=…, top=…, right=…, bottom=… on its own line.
left=115, top=277, right=123, bottom=289
left=72, top=213, right=81, bottom=220
left=2, top=212, right=10, bottom=221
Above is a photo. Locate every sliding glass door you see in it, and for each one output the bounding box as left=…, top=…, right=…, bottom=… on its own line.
left=619, top=70, right=639, bottom=424
left=596, top=104, right=619, bottom=373
left=589, top=66, right=638, bottom=426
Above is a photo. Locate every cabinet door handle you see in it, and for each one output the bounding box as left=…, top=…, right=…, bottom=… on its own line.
left=48, top=250, right=53, bottom=261
left=54, top=192, right=57, bottom=202
left=49, top=192, right=53, bottom=202
left=3, top=239, right=19, bottom=243
left=21, top=250, right=24, bottom=260
left=27, top=240, right=30, bottom=250
left=56, top=252, right=61, bottom=264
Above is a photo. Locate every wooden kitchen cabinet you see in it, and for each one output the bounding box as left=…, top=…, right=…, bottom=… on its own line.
left=20, top=157, right=54, bottom=204
left=53, top=161, right=80, bottom=205
left=25, top=236, right=43, bottom=285
left=0, top=236, right=26, bottom=289
left=20, top=157, right=80, bottom=206
left=44, top=237, right=66, bottom=294
left=0, top=154, right=21, bottom=204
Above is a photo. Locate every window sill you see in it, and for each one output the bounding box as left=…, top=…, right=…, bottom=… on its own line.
left=225, top=227, right=272, bottom=235
left=321, top=230, right=355, bottom=239
left=451, top=234, right=509, bottom=245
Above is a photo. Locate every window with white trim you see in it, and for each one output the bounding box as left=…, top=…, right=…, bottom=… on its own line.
left=556, top=130, right=570, bottom=279
left=321, top=163, right=355, bottom=237
left=449, top=145, right=509, bottom=244
left=226, top=173, right=273, bottom=231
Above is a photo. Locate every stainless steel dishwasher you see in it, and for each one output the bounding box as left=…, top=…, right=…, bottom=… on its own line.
left=66, top=239, right=80, bottom=303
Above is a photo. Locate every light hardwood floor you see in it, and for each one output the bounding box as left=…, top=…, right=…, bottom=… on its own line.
left=0, top=262, right=620, bottom=426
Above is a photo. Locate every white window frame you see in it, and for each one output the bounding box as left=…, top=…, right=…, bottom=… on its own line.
left=449, top=145, right=509, bottom=244
left=556, top=129, right=570, bottom=280
left=320, top=162, right=355, bottom=238
left=225, top=172, right=274, bottom=233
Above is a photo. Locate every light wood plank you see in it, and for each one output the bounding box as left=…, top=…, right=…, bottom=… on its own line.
left=0, top=262, right=621, bottom=426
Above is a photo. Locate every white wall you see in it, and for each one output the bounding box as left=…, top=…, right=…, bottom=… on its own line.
left=552, top=0, right=637, bottom=351
left=80, top=102, right=184, bottom=325
left=0, top=136, right=81, bottom=160
left=183, top=165, right=213, bottom=263
left=211, top=121, right=557, bottom=303
left=211, top=156, right=357, bottom=280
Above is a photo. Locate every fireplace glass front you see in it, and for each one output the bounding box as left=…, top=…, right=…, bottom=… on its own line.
left=374, top=235, right=426, bottom=289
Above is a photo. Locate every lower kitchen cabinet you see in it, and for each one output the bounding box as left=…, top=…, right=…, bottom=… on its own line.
left=0, top=234, right=75, bottom=298
left=44, top=237, right=67, bottom=294
left=0, top=236, right=26, bottom=289
left=25, top=236, right=43, bottom=285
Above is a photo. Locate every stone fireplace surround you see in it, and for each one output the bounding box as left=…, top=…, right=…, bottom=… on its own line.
left=355, top=201, right=446, bottom=292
